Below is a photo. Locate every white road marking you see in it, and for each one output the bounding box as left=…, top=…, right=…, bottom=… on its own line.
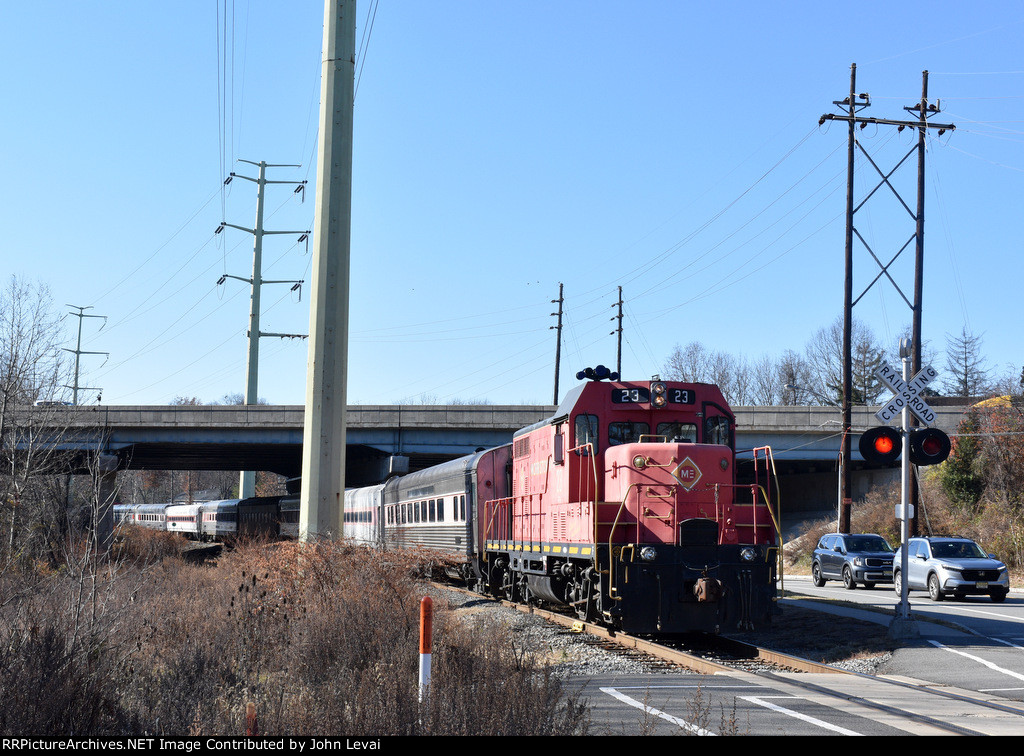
left=739, top=695, right=864, bottom=736
left=928, top=639, right=1024, bottom=681
left=599, top=687, right=715, bottom=735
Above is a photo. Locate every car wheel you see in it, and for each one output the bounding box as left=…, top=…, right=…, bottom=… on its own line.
left=928, top=573, right=944, bottom=601
left=842, top=566, right=856, bottom=590
left=893, top=571, right=902, bottom=594
left=990, top=589, right=1008, bottom=603
left=812, top=563, right=826, bottom=587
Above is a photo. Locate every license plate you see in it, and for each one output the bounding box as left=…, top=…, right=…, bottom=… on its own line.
left=976, top=582, right=988, bottom=589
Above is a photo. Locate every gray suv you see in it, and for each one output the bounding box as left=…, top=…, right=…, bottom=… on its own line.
left=894, top=536, right=1010, bottom=602
left=811, top=533, right=895, bottom=589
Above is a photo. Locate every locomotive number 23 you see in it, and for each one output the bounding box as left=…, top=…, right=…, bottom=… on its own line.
left=614, top=388, right=650, bottom=403
left=668, top=389, right=694, bottom=404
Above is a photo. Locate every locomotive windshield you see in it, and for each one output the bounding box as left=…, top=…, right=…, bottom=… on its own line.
left=608, top=421, right=649, bottom=445
left=657, top=422, right=697, bottom=443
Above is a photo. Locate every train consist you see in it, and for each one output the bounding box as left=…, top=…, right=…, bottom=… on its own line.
left=116, top=373, right=780, bottom=635
left=114, top=496, right=299, bottom=541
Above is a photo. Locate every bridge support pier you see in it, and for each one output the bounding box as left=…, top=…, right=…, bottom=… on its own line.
left=92, top=453, right=119, bottom=555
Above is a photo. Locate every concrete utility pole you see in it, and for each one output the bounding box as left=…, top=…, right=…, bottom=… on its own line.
left=63, top=305, right=108, bottom=404
left=218, top=160, right=309, bottom=498
left=820, top=65, right=953, bottom=534
left=300, top=0, right=356, bottom=541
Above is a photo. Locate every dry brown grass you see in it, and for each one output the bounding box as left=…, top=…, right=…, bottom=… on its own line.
left=0, top=537, right=590, bottom=736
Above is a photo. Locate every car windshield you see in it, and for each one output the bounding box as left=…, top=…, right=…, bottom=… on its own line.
left=932, top=541, right=987, bottom=559
left=845, top=536, right=893, bottom=552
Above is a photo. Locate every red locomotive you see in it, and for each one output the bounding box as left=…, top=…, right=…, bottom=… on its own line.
left=470, top=369, right=779, bottom=634
left=366, top=368, right=779, bottom=635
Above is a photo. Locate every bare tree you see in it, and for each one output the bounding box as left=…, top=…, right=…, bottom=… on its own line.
left=776, top=350, right=817, bottom=405
left=0, top=277, right=77, bottom=564
left=662, top=342, right=754, bottom=406
left=803, top=315, right=886, bottom=405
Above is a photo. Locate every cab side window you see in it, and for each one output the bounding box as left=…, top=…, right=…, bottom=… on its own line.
left=574, top=414, right=598, bottom=455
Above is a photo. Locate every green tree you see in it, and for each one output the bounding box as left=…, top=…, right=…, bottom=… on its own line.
left=939, top=412, right=985, bottom=511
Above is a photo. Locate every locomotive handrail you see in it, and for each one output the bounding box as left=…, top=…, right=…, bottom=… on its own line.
left=568, top=442, right=598, bottom=506
left=752, top=445, right=784, bottom=593
left=482, top=496, right=513, bottom=543
left=607, top=483, right=642, bottom=601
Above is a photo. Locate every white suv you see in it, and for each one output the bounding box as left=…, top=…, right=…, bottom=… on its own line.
left=894, top=537, right=1010, bottom=602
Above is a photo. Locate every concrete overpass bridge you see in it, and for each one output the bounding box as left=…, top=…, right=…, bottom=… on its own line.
left=30, top=400, right=970, bottom=521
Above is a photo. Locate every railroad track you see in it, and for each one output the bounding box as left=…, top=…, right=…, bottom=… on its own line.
left=431, top=581, right=838, bottom=675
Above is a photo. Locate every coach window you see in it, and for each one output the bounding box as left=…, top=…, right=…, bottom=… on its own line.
left=575, top=414, right=598, bottom=454
left=437, top=497, right=445, bottom=521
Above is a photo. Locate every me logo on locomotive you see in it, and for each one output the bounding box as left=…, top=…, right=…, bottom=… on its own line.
left=671, top=457, right=703, bottom=491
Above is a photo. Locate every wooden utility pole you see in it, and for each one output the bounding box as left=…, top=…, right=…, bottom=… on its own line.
left=550, top=283, right=564, bottom=404
left=300, top=0, right=356, bottom=541
left=612, top=286, right=623, bottom=379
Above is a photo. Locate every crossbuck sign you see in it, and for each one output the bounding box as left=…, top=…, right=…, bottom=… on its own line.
left=874, top=364, right=938, bottom=426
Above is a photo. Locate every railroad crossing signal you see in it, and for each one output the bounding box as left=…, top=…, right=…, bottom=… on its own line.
left=859, top=362, right=950, bottom=467
left=874, top=363, right=938, bottom=426
left=859, top=425, right=950, bottom=466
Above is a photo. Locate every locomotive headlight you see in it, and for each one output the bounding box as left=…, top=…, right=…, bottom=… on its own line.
left=740, top=547, right=757, bottom=562
left=632, top=455, right=647, bottom=470
left=651, top=382, right=667, bottom=408
left=640, top=546, right=658, bottom=561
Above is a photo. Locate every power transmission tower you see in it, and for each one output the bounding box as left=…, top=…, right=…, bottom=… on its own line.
left=217, top=159, right=310, bottom=498
left=820, top=64, right=954, bottom=534
left=63, top=305, right=108, bottom=404
left=550, top=283, right=564, bottom=404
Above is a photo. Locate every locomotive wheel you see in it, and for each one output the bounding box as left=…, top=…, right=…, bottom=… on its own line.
left=568, top=573, right=599, bottom=622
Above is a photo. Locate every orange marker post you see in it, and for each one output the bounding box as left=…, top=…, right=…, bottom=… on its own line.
left=419, top=596, right=433, bottom=701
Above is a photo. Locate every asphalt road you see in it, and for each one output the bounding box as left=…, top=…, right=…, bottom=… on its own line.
left=580, top=577, right=1024, bottom=735
left=783, top=574, right=1024, bottom=700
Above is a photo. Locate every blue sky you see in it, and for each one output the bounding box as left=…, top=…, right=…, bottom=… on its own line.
left=2, top=2, right=1022, bottom=407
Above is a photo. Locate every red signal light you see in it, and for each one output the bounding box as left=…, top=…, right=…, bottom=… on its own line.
left=909, top=428, right=951, bottom=466
left=859, top=426, right=902, bottom=465
left=873, top=435, right=894, bottom=455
